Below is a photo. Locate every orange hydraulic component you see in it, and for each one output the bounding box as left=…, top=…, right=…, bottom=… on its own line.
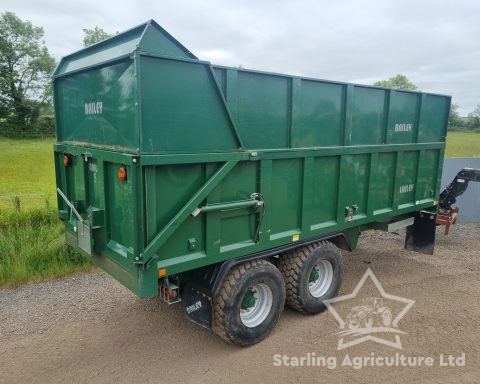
left=436, top=207, right=459, bottom=235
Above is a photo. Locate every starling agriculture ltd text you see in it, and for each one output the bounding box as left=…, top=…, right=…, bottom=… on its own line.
left=273, top=352, right=466, bottom=369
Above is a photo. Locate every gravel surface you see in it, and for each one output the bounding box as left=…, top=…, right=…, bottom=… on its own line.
left=1, top=223, right=479, bottom=383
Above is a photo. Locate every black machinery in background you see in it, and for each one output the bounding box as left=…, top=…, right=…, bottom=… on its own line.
left=437, top=168, right=480, bottom=234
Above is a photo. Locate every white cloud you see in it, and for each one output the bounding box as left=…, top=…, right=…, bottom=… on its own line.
left=197, top=49, right=233, bottom=63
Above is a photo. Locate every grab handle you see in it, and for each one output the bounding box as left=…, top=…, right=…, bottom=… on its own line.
left=56, top=188, right=83, bottom=223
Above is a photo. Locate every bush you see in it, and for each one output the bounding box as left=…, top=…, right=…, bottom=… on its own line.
left=33, top=114, right=55, bottom=136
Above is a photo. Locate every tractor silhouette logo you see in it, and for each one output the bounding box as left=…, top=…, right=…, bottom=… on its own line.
left=324, top=269, right=415, bottom=350
left=347, top=297, right=392, bottom=329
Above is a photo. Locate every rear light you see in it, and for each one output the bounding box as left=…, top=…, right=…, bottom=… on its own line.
left=118, top=166, right=127, bottom=181
left=63, top=154, right=70, bottom=167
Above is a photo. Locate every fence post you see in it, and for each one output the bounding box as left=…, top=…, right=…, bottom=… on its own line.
left=14, top=196, right=21, bottom=212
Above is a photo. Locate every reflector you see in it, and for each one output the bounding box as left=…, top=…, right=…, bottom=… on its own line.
left=118, top=166, right=127, bottom=181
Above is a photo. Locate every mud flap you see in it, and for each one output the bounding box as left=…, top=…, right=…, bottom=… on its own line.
left=405, top=210, right=436, bottom=255
left=184, top=284, right=213, bottom=329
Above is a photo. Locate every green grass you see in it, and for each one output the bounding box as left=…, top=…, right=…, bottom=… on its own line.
left=0, top=207, right=93, bottom=287
left=445, top=131, right=480, bottom=158
left=0, top=137, right=56, bottom=210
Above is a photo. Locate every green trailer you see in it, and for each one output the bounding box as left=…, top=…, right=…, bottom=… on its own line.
left=53, top=20, right=450, bottom=345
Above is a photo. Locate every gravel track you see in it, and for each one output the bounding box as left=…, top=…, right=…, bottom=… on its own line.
left=1, top=224, right=479, bottom=383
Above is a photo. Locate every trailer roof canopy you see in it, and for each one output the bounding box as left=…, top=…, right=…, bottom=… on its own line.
left=54, top=20, right=197, bottom=76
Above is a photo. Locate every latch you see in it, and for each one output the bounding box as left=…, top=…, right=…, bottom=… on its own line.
left=82, top=152, right=93, bottom=162
left=345, top=204, right=358, bottom=221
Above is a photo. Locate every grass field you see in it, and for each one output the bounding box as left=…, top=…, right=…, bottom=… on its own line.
left=0, top=132, right=478, bottom=286
left=0, top=138, right=56, bottom=210
left=445, top=131, right=480, bottom=158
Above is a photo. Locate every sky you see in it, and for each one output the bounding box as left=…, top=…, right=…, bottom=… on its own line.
left=2, top=0, right=479, bottom=115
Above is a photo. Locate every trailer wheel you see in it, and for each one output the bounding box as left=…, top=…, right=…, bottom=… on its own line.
left=212, top=259, right=285, bottom=346
left=278, top=241, right=343, bottom=314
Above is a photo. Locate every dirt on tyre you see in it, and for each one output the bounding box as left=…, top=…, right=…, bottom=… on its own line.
left=212, top=259, right=286, bottom=346
left=278, top=241, right=343, bottom=314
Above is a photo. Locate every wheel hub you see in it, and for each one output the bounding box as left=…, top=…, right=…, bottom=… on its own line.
left=239, top=283, right=273, bottom=328
left=309, top=267, right=320, bottom=283
left=241, top=289, right=257, bottom=310
left=308, top=260, right=334, bottom=298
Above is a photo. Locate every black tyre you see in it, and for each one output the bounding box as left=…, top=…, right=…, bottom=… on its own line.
left=212, top=259, right=286, bottom=346
left=278, top=241, right=343, bottom=314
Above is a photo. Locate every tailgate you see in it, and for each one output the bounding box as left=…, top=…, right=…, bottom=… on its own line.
left=54, top=146, right=138, bottom=272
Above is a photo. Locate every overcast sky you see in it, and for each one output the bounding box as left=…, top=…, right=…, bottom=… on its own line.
left=3, top=0, right=479, bottom=114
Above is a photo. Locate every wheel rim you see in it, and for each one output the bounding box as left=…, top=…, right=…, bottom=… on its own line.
left=240, top=283, right=273, bottom=328
left=308, top=260, right=334, bottom=298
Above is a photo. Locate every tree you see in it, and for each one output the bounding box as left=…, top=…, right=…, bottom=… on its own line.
left=448, top=103, right=462, bottom=129
left=468, top=104, right=480, bottom=129
left=373, top=74, right=418, bottom=90
left=82, top=27, right=112, bottom=47
left=0, top=12, right=56, bottom=130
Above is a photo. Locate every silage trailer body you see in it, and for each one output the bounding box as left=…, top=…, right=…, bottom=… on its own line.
left=53, top=20, right=450, bottom=344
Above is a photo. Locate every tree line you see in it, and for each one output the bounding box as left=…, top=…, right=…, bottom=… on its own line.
left=0, top=12, right=478, bottom=138
left=0, top=12, right=112, bottom=138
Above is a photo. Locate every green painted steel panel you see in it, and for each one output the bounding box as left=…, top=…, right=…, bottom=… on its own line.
left=350, top=87, right=386, bottom=145
left=56, top=60, right=138, bottom=149
left=139, top=56, right=239, bottom=153
left=396, top=151, right=419, bottom=208
left=236, top=72, right=290, bottom=149
left=144, top=163, right=206, bottom=262
left=417, top=149, right=440, bottom=201
left=341, top=154, right=370, bottom=217
left=53, top=20, right=451, bottom=298
left=293, top=81, right=344, bottom=147
left=209, top=161, right=257, bottom=204
left=387, top=91, right=419, bottom=144
left=212, top=67, right=227, bottom=95
left=105, top=162, right=134, bottom=250
left=418, top=94, right=450, bottom=142
left=309, top=156, right=340, bottom=227
left=371, top=152, right=395, bottom=213
left=270, top=159, right=303, bottom=238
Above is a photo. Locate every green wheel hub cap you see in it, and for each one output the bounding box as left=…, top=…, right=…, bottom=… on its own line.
left=241, top=289, right=257, bottom=310
left=239, top=284, right=274, bottom=328
left=308, top=260, right=334, bottom=298
left=310, top=267, right=320, bottom=283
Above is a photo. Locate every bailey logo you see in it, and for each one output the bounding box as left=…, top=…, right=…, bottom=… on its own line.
left=399, top=184, right=414, bottom=194
left=394, top=123, right=412, bottom=132
left=84, top=101, right=103, bottom=115
left=324, top=268, right=415, bottom=350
